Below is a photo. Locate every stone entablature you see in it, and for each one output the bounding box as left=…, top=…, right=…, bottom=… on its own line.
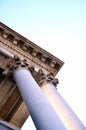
left=0, top=22, right=64, bottom=128
left=0, top=22, right=64, bottom=76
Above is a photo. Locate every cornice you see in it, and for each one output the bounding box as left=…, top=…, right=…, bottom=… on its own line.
left=0, top=22, right=64, bottom=76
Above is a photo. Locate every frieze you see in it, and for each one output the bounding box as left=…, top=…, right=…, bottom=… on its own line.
left=0, top=22, right=64, bottom=76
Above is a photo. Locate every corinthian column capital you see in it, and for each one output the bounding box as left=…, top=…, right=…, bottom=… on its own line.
left=37, top=72, right=59, bottom=88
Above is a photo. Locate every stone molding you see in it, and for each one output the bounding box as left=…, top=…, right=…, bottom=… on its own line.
left=1, top=57, right=59, bottom=88
left=0, top=22, right=64, bottom=76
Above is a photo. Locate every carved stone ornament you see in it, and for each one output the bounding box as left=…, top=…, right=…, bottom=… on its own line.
left=35, top=70, right=59, bottom=88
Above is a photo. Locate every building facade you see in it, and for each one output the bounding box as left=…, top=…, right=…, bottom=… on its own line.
left=0, top=22, right=85, bottom=130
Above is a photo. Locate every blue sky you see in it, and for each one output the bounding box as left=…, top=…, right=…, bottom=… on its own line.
left=0, top=0, right=86, bottom=129
left=1, top=0, right=86, bottom=37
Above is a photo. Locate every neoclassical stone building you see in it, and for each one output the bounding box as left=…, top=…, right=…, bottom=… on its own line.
left=0, top=22, right=85, bottom=130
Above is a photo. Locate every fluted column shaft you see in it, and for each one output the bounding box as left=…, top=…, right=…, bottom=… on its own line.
left=14, top=68, right=66, bottom=130
left=41, top=81, right=86, bottom=130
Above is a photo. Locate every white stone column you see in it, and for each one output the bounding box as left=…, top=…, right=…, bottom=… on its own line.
left=0, top=47, right=14, bottom=58
left=13, top=60, right=66, bottom=130
left=39, top=74, right=86, bottom=130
